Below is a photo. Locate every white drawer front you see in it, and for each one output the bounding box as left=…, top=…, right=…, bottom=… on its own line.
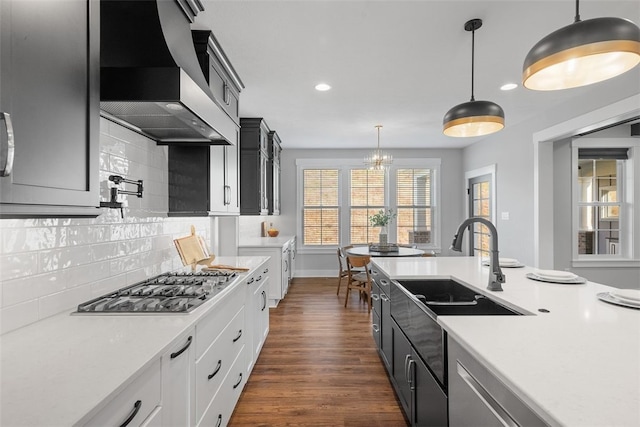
left=84, top=359, right=161, bottom=427
left=195, top=306, right=245, bottom=424
left=197, top=345, right=246, bottom=427
left=196, top=282, right=245, bottom=359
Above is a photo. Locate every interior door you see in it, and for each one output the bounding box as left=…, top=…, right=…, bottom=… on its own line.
left=468, top=174, right=492, bottom=257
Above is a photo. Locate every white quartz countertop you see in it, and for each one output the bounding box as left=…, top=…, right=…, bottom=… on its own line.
left=0, top=256, right=268, bottom=427
left=239, top=235, right=295, bottom=248
left=372, top=256, right=640, bottom=427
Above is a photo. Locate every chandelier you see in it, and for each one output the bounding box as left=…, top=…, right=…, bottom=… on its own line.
left=364, top=125, right=392, bottom=170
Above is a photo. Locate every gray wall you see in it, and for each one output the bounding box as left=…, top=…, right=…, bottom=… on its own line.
left=463, top=71, right=640, bottom=288
left=277, top=148, right=465, bottom=277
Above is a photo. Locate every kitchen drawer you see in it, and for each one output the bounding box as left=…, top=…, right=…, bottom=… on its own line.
left=195, top=306, right=245, bottom=424
left=197, top=345, right=246, bottom=427
left=139, top=406, right=162, bottom=427
left=83, top=359, right=161, bottom=427
left=195, top=282, right=245, bottom=359
left=372, top=308, right=381, bottom=350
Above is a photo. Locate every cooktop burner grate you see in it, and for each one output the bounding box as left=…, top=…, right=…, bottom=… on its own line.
left=75, top=271, right=238, bottom=314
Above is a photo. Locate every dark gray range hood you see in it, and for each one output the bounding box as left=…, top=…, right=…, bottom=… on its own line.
left=100, top=0, right=235, bottom=144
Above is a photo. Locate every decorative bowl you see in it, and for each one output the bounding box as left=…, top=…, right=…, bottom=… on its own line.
left=267, top=229, right=279, bottom=237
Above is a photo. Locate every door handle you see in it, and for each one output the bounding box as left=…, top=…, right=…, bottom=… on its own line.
left=224, top=185, right=231, bottom=205
left=0, top=112, right=15, bottom=177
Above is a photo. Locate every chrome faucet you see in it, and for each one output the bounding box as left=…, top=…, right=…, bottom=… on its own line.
left=450, top=217, right=505, bottom=291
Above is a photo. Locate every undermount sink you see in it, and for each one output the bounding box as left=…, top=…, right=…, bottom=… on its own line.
left=395, top=279, right=522, bottom=316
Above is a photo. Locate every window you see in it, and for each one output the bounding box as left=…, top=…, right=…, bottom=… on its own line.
left=297, top=159, right=441, bottom=252
left=396, top=168, right=434, bottom=246
left=571, top=140, right=639, bottom=264
left=350, top=169, right=385, bottom=244
left=302, top=169, right=339, bottom=245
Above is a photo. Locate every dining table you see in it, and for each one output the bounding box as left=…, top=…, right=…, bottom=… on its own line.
left=346, top=245, right=425, bottom=257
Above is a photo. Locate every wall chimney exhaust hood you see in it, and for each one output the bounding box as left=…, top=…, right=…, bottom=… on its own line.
left=100, top=0, right=236, bottom=145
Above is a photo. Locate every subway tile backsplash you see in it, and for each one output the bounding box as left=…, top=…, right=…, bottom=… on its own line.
left=0, top=118, right=212, bottom=335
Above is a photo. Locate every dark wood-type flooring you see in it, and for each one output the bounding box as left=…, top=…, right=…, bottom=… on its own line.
left=229, top=277, right=408, bottom=427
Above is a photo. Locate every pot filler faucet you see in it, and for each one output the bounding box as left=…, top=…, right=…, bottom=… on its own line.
left=450, top=217, right=505, bottom=291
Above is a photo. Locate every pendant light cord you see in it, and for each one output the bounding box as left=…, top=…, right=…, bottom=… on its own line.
left=574, top=0, right=581, bottom=23
left=470, top=26, right=476, bottom=102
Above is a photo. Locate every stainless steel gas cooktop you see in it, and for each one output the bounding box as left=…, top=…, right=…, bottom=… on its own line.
left=75, top=271, right=237, bottom=314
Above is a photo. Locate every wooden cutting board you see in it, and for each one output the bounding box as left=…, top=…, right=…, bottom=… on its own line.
left=174, top=225, right=214, bottom=269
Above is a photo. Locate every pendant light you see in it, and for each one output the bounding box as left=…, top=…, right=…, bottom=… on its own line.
left=364, top=125, right=392, bottom=170
left=443, top=19, right=505, bottom=138
left=523, top=0, right=640, bottom=91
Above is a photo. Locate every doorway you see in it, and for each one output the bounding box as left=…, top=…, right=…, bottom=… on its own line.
left=468, top=174, right=492, bottom=257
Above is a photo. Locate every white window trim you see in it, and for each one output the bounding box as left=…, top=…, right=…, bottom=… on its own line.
left=296, top=158, right=442, bottom=254
left=570, top=138, right=640, bottom=267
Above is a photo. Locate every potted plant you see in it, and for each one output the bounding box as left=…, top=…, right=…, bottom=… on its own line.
left=369, top=209, right=396, bottom=244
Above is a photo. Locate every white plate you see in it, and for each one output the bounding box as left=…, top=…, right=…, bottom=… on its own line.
left=610, top=288, right=640, bottom=303
left=533, top=269, right=578, bottom=280
left=526, top=273, right=586, bottom=285
left=482, top=258, right=524, bottom=268
left=597, top=292, right=640, bottom=309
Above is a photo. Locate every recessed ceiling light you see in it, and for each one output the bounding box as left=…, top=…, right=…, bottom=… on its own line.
left=500, top=83, right=518, bottom=91
left=315, top=83, right=331, bottom=91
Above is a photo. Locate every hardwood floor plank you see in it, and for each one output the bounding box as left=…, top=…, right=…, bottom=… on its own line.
left=229, top=277, right=408, bottom=426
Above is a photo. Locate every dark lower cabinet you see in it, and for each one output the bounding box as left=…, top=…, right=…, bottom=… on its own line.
left=392, top=320, right=448, bottom=427
left=392, top=321, right=413, bottom=418
left=0, top=0, right=100, bottom=218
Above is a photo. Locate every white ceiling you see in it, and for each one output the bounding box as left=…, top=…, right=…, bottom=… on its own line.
left=195, top=1, right=640, bottom=149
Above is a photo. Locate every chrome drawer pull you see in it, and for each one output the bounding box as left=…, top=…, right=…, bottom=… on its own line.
left=0, top=112, right=15, bottom=177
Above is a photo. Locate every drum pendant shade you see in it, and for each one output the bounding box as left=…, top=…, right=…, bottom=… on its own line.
left=443, top=100, right=505, bottom=138
left=523, top=4, right=640, bottom=91
left=443, top=19, right=505, bottom=138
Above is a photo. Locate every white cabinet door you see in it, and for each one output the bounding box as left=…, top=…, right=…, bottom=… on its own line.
left=252, top=273, right=269, bottom=366
left=209, top=143, right=239, bottom=215
left=288, top=237, right=296, bottom=281
left=281, top=246, right=289, bottom=296
left=162, top=330, right=194, bottom=427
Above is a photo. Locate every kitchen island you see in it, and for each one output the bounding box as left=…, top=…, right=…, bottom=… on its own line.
left=372, top=256, right=640, bottom=427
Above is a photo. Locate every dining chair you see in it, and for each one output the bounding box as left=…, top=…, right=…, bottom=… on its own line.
left=336, top=247, right=349, bottom=295
left=337, top=245, right=364, bottom=295
left=344, top=255, right=372, bottom=313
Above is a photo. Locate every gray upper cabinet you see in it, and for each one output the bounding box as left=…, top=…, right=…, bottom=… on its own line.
left=0, top=0, right=100, bottom=218
left=240, top=118, right=270, bottom=216
left=267, top=131, right=281, bottom=215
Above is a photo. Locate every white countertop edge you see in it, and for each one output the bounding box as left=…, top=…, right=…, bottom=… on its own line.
left=238, top=235, right=295, bottom=248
